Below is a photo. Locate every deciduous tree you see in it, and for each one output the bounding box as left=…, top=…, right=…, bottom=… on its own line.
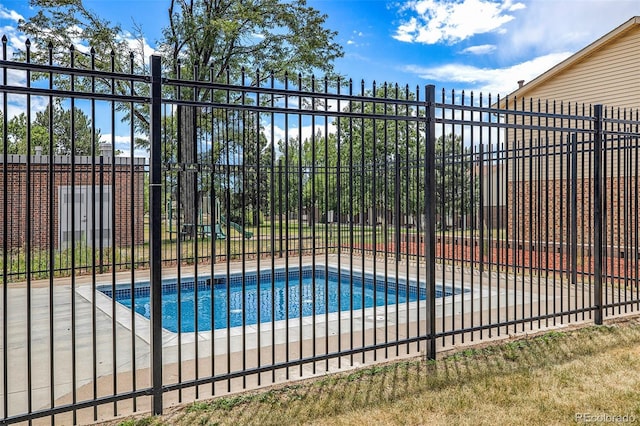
left=18, top=0, right=343, bottom=236
left=0, top=100, right=100, bottom=155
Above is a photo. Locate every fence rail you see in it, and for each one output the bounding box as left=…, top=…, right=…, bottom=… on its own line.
left=1, top=47, right=639, bottom=424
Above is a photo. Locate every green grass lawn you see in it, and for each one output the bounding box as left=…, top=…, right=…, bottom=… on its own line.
left=4, top=216, right=503, bottom=282
left=110, top=318, right=640, bottom=426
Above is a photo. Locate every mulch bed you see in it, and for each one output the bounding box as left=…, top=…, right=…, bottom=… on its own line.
left=349, top=240, right=639, bottom=283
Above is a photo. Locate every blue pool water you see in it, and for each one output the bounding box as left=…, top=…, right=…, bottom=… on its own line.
left=99, top=266, right=464, bottom=333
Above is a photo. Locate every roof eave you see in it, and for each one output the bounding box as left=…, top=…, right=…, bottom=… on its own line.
left=494, top=16, right=640, bottom=108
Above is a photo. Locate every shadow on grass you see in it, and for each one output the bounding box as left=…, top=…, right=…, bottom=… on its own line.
left=114, top=319, right=640, bottom=426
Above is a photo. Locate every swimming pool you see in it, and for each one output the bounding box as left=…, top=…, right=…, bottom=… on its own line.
left=98, top=266, right=466, bottom=333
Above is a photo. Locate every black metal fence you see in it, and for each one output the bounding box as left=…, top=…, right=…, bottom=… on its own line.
left=1, top=42, right=640, bottom=424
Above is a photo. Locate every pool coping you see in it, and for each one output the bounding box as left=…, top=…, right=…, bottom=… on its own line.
left=76, top=262, right=484, bottom=351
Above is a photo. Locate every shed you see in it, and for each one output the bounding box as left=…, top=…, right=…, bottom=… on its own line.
left=0, top=151, right=145, bottom=251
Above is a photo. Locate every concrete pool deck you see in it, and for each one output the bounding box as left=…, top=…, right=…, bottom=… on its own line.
left=1, top=254, right=629, bottom=425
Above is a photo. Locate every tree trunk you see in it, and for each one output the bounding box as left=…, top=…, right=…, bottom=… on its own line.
left=179, top=105, right=199, bottom=237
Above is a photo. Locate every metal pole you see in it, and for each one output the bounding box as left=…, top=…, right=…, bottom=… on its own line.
left=149, top=55, right=164, bottom=414
left=571, top=134, right=578, bottom=287
left=593, top=105, right=604, bottom=325
left=425, top=85, right=437, bottom=359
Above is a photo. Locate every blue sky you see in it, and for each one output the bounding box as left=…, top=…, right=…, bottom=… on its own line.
left=1, top=0, right=640, bottom=155
left=2, top=0, right=640, bottom=94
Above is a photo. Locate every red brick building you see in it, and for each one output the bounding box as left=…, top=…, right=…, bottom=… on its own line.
left=0, top=152, right=145, bottom=250
left=498, top=17, right=640, bottom=253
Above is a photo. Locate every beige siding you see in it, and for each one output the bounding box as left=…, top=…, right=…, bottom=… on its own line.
left=503, top=18, right=640, bottom=245
left=522, top=27, right=640, bottom=108
left=504, top=112, right=594, bottom=182
left=504, top=25, right=640, bottom=183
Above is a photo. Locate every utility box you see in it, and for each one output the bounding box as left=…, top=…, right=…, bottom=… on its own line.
left=58, top=185, right=113, bottom=249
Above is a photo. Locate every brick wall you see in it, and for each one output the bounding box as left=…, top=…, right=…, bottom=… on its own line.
left=0, top=154, right=145, bottom=250
left=507, top=176, right=639, bottom=254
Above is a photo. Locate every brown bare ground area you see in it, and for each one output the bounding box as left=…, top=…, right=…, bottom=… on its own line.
left=353, top=241, right=639, bottom=282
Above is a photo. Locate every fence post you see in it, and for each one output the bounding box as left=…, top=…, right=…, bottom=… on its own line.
left=593, top=105, right=603, bottom=325
left=424, top=85, right=437, bottom=359
left=395, top=156, right=401, bottom=261
left=570, top=134, right=578, bottom=287
left=149, top=54, right=164, bottom=414
left=478, top=143, right=485, bottom=273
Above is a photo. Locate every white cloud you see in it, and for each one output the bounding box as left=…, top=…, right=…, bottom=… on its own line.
left=394, top=18, right=418, bottom=42
left=100, top=134, right=133, bottom=145
left=262, top=121, right=337, bottom=156
left=346, top=30, right=367, bottom=48
left=1, top=8, right=157, bottom=68
left=500, top=1, right=640, bottom=58
left=0, top=6, right=23, bottom=23
left=396, top=1, right=640, bottom=96
left=434, top=106, right=503, bottom=148
left=121, top=31, right=157, bottom=58
left=1, top=21, right=28, bottom=60
left=460, top=44, right=497, bottom=55
left=100, top=134, right=149, bottom=158
left=403, top=51, right=573, bottom=95
left=0, top=93, right=49, bottom=120
left=116, top=148, right=149, bottom=159
left=393, top=0, right=526, bottom=44
left=4, top=68, right=26, bottom=86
